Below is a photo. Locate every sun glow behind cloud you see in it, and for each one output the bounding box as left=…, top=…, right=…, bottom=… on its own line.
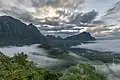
left=32, top=6, right=59, bottom=19
left=29, top=0, right=86, bottom=21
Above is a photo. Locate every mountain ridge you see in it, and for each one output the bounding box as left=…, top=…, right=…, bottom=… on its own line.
left=0, top=15, right=95, bottom=46
left=0, top=16, right=45, bottom=46
left=64, top=32, right=95, bottom=41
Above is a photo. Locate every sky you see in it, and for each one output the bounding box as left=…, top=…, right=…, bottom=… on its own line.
left=83, top=0, right=119, bottom=18
left=0, top=0, right=120, bottom=38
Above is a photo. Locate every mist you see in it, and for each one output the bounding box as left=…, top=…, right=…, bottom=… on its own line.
left=72, top=39, right=120, bottom=53
left=96, top=63, right=120, bottom=80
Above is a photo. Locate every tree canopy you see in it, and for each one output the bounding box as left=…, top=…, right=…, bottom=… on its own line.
left=0, top=52, right=106, bottom=80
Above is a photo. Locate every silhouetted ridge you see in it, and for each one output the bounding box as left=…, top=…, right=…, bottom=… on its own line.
left=0, top=16, right=45, bottom=46
left=64, top=32, right=96, bottom=41
left=45, top=35, right=63, bottom=40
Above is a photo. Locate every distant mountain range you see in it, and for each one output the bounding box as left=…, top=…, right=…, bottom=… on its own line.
left=45, top=32, right=95, bottom=41
left=0, top=16, right=95, bottom=46
left=64, top=32, right=95, bottom=41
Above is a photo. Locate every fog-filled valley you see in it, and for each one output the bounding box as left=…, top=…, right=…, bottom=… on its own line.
left=72, top=39, right=120, bottom=53
left=0, top=40, right=120, bottom=80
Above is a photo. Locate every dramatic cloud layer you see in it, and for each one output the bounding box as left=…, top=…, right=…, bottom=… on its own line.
left=69, top=10, right=98, bottom=24
left=0, top=0, right=86, bottom=23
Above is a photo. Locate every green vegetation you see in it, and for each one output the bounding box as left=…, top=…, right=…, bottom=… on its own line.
left=59, top=63, right=106, bottom=80
left=48, top=48, right=67, bottom=56
left=0, top=52, right=62, bottom=80
left=0, top=52, right=106, bottom=80
left=79, top=52, right=120, bottom=63
left=38, top=44, right=69, bottom=59
left=38, top=44, right=52, bottom=50
left=71, top=48, right=120, bottom=63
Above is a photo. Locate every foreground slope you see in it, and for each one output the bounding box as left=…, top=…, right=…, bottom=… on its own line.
left=0, top=52, right=106, bottom=80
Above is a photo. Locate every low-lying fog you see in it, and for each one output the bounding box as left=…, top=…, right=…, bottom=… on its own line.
left=0, top=39, right=120, bottom=80
left=72, top=39, right=120, bottom=53
left=96, top=63, right=120, bottom=80
left=0, top=44, right=64, bottom=68
left=72, top=39, right=120, bottom=80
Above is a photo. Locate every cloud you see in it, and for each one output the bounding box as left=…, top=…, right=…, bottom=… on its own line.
left=39, top=24, right=79, bottom=31
left=46, top=0, right=85, bottom=9
left=41, top=30, right=81, bottom=38
left=69, top=10, right=98, bottom=24
left=92, top=20, right=105, bottom=26
left=0, top=0, right=97, bottom=26
left=39, top=24, right=86, bottom=37
left=0, top=0, right=86, bottom=23
left=84, top=25, right=120, bottom=38
left=97, top=63, right=120, bottom=80
left=86, top=26, right=112, bottom=37
left=0, top=0, right=37, bottom=23
left=102, top=1, right=120, bottom=25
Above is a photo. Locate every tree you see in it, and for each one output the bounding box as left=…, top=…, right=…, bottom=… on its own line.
left=59, top=63, right=106, bottom=80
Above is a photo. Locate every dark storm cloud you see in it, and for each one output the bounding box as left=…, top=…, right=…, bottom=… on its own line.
left=40, top=19, right=60, bottom=26
left=78, top=10, right=98, bottom=23
left=92, top=20, right=105, bottom=25
left=70, top=10, right=98, bottom=24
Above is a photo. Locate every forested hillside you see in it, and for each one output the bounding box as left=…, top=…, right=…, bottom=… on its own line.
left=0, top=52, right=105, bottom=80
